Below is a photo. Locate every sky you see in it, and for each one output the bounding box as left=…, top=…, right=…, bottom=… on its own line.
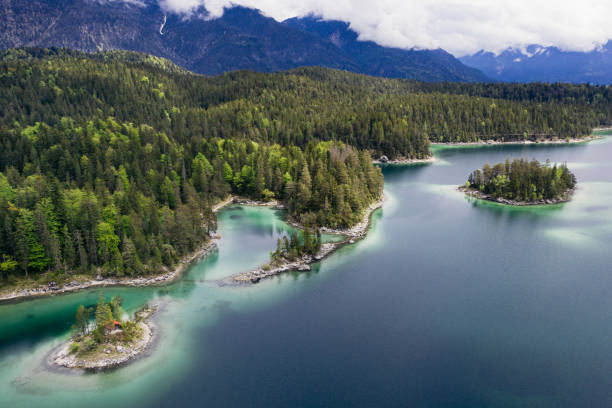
left=156, top=0, right=612, bottom=56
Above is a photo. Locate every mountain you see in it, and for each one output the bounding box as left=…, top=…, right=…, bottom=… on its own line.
left=283, top=16, right=490, bottom=82
left=461, top=43, right=612, bottom=84
left=0, top=0, right=488, bottom=82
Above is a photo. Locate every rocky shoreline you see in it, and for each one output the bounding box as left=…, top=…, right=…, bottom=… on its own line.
left=211, top=195, right=235, bottom=212
left=373, top=134, right=603, bottom=164
left=229, top=195, right=385, bottom=284
left=0, top=195, right=248, bottom=304
left=51, top=305, right=157, bottom=370
left=231, top=196, right=285, bottom=209
left=432, top=135, right=599, bottom=147
left=459, top=186, right=573, bottom=206
left=373, top=155, right=435, bottom=165
left=0, top=240, right=219, bottom=304
left=0, top=194, right=380, bottom=300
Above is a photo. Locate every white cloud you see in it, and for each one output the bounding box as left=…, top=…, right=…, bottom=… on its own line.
left=156, top=0, right=612, bottom=56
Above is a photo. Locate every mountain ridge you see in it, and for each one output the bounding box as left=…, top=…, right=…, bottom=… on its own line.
left=461, top=42, right=612, bottom=84
left=0, top=0, right=488, bottom=82
left=283, top=15, right=490, bottom=82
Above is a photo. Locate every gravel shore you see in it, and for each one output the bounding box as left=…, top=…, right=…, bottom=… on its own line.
left=229, top=196, right=385, bottom=284
left=51, top=306, right=157, bottom=370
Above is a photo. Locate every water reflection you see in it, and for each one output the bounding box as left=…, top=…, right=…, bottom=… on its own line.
left=465, top=195, right=564, bottom=217
left=2, top=137, right=612, bottom=407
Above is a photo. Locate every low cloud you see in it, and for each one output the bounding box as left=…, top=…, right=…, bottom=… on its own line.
left=156, top=0, right=612, bottom=56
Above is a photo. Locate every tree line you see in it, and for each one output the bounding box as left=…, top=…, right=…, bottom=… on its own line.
left=0, top=47, right=606, bottom=283
left=0, top=114, right=382, bottom=281
left=3, top=48, right=610, bottom=161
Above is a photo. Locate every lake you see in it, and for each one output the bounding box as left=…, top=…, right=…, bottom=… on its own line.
left=2, top=135, right=612, bottom=407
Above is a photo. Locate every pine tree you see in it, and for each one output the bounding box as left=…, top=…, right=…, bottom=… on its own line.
left=73, top=304, right=92, bottom=337
left=95, top=294, right=114, bottom=331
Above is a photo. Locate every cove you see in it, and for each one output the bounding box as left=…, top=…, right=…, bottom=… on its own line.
left=2, top=134, right=612, bottom=407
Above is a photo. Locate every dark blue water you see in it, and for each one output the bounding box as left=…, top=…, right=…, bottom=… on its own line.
left=153, top=138, right=612, bottom=407
left=3, top=138, right=612, bottom=407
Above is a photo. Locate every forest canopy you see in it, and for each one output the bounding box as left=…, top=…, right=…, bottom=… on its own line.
left=0, top=47, right=606, bottom=283
left=2, top=48, right=611, bottom=160
left=0, top=126, right=382, bottom=282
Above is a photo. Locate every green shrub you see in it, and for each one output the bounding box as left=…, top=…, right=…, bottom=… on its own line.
left=83, top=338, right=97, bottom=352
left=121, top=320, right=139, bottom=342
left=69, top=342, right=80, bottom=354
left=92, top=327, right=105, bottom=344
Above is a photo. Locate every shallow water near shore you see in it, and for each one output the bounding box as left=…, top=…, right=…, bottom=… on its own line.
left=2, top=134, right=612, bottom=407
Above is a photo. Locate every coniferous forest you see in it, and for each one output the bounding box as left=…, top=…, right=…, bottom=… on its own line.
left=465, top=159, right=577, bottom=202
left=0, top=47, right=609, bottom=282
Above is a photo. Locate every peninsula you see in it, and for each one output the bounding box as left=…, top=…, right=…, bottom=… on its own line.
left=2, top=49, right=610, bottom=301
left=231, top=196, right=384, bottom=284
left=459, top=159, right=576, bottom=205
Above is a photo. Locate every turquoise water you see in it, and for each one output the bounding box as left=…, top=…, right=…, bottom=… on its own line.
left=2, top=136, right=612, bottom=407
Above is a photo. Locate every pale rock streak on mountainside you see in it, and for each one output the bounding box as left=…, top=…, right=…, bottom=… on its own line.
left=0, top=0, right=489, bottom=82
left=159, top=15, right=166, bottom=35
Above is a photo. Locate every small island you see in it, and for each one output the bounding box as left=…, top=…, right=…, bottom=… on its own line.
left=53, top=294, right=155, bottom=370
left=231, top=196, right=385, bottom=284
left=459, top=158, right=577, bottom=205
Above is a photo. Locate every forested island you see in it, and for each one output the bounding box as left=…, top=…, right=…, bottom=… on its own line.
left=460, top=159, right=577, bottom=205
left=0, top=47, right=608, bottom=295
left=52, top=294, right=156, bottom=369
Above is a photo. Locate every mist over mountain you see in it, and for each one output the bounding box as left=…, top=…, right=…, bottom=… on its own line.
left=0, top=0, right=488, bottom=82
left=461, top=42, right=612, bottom=84
left=283, top=16, right=489, bottom=82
